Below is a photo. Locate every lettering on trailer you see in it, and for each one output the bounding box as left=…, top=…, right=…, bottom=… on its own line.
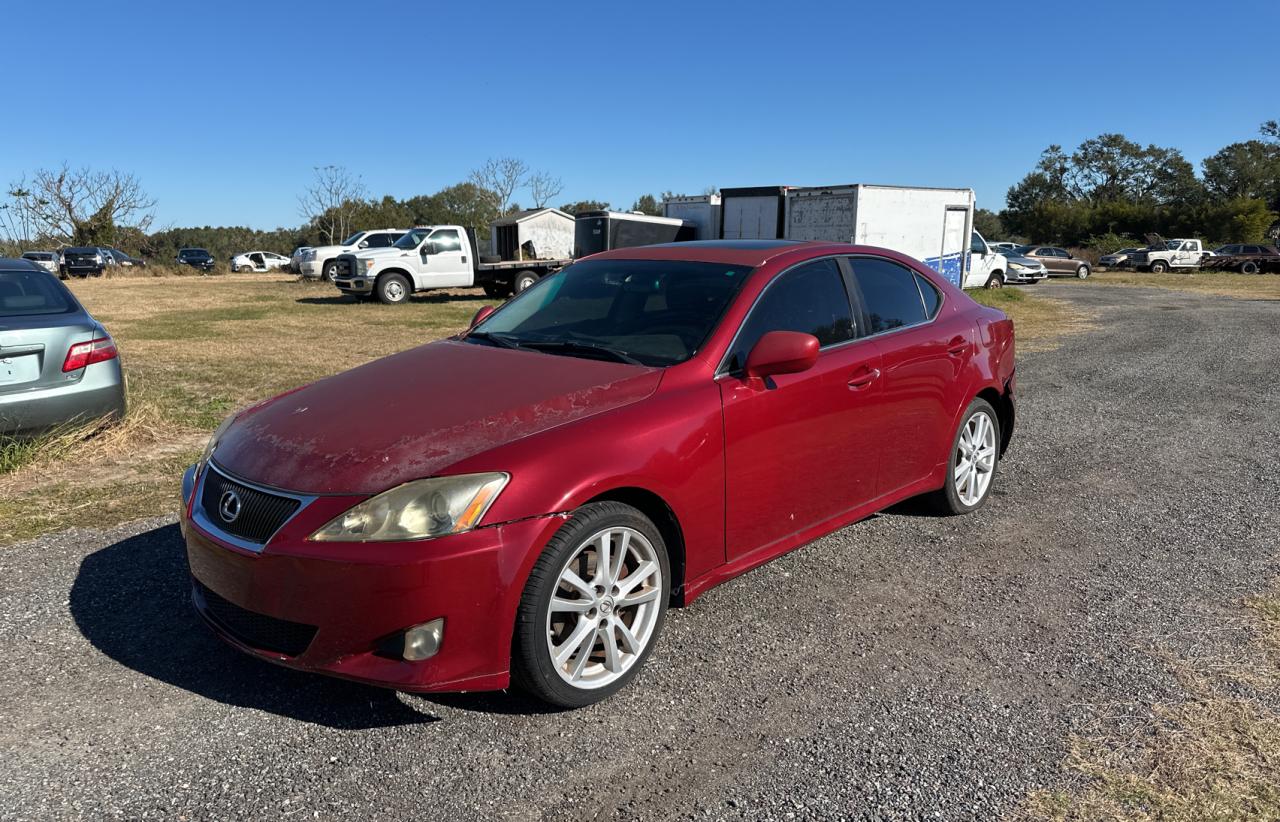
left=921, top=253, right=966, bottom=288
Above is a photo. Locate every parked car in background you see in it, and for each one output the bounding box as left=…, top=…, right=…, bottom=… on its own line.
left=1201, top=244, right=1280, bottom=274
left=20, top=251, right=60, bottom=275
left=989, top=242, right=1020, bottom=253
left=176, top=248, right=217, bottom=272
left=289, top=247, right=310, bottom=274
left=299, top=230, right=406, bottom=281
left=1126, top=236, right=1210, bottom=273
left=1098, top=247, right=1143, bottom=268
left=60, top=247, right=108, bottom=278
left=104, top=249, right=146, bottom=267
left=0, top=259, right=126, bottom=435
left=230, top=251, right=291, bottom=272
left=180, top=239, right=1016, bottom=707
left=1017, top=245, right=1092, bottom=279
left=999, top=247, right=1050, bottom=284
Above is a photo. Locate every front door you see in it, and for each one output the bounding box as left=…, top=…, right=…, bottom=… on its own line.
left=417, top=228, right=472, bottom=288
left=721, top=258, right=885, bottom=562
left=965, top=231, right=1000, bottom=288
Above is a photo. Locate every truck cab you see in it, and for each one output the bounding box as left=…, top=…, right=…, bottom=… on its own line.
left=1129, top=235, right=1209, bottom=272
left=964, top=231, right=1009, bottom=289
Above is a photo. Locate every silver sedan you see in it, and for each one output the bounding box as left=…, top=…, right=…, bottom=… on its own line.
left=0, top=259, right=126, bottom=435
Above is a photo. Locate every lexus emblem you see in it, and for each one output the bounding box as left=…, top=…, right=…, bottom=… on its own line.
left=218, top=489, right=242, bottom=524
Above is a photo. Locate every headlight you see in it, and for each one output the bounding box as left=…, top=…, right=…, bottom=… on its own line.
left=1009, top=262, right=1026, bottom=271
left=196, top=412, right=238, bottom=477
left=310, top=472, right=509, bottom=542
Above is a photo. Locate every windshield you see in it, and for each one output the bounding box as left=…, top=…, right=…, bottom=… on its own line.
left=181, top=249, right=210, bottom=258
left=341, top=232, right=364, bottom=246
left=0, top=270, right=76, bottom=317
left=393, top=229, right=431, bottom=250
left=469, top=259, right=754, bottom=367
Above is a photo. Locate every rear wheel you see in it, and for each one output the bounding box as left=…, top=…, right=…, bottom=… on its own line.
left=930, top=398, right=1000, bottom=516
left=375, top=273, right=410, bottom=305
left=1242, top=261, right=1260, bottom=275
left=512, top=502, right=670, bottom=708
left=984, top=272, right=1004, bottom=289
left=482, top=282, right=512, bottom=300
left=514, top=270, right=540, bottom=294
left=1150, top=260, right=1168, bottom=273
left=1076, top=264, right=1090, bottom=279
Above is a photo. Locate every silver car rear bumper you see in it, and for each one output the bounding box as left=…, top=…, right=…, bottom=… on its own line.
left=0, top=360, right=127, bottom=435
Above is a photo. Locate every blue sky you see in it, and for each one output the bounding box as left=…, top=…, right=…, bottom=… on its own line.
left=5, top=0, right=1277, bottom=231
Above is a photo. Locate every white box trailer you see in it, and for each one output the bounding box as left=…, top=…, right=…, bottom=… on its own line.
left=783, top=184, right=1005, bottom=289
left=662, top=195, right=721, bottom=241
left=720, top=186, right=788, bottom=240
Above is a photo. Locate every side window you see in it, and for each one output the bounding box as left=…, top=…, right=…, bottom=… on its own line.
left=725, top=258, right=853, bottom=372
left=851, top=257, right=928, bottom=334
left=366, top=233, right=392, bottom=248
left=970, top=233, right=987, bottom=254
left=913, top=272, right=941, bottom=319
left=428, top=229, right=462, bottom=253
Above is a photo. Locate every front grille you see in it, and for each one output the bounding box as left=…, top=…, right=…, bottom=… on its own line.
left=193, top=580, right=317, bottom=657
left=334, top=259, right=353, bottom=277
left=199, top=465, right=300, bottom=544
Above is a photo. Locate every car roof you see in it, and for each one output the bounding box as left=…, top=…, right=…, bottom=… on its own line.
left=0, top=257, right=47, bottom=271
left=585, top=239, right=846, bottom=267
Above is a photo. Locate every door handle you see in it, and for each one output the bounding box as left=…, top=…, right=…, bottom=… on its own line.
left=847, top=367, right=880, bottom=390
left=947, top=336, right=970, bottom=356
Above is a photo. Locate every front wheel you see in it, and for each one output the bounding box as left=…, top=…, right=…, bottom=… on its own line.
left=930, top=398, right=1000, bottom=516
left=512, top=501, right=670, bottom=708
left=984, top=272, right=1004, bottom=289
left=1150, top=260, right=1168, bottom=274
left=1076, top=264, right=1091, bottom=279
left=321, top=261, right=339, bottom=282
left=375, top=273, right=410, bottom=304
left=1242, top=261, right=1260, bottom=275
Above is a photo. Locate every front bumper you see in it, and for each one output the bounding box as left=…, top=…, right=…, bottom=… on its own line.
left=179, top=463, right=562, bottom=693
left=0, top=360, right=126, bottom=435
left=334, top=275, right=372, bottom=294
left=1004, top=267, right=1048, bottom=284
left=299, top=260, right=322, bottom=278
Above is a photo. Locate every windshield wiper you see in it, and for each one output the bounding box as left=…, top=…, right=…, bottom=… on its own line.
left=465, top=331, right=525, bottom=350
left=517, top=339, right=645, bottom=366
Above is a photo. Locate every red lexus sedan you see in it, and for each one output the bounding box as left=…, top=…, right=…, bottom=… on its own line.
left=180, top=240, right=1015, bottom=707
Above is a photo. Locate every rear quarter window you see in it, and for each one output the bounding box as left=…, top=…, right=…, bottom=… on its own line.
left=850, top=257, right=928, bottom=334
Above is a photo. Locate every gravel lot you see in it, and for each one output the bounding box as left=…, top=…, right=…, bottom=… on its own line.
left=2, top=282, right=1277, bottom=821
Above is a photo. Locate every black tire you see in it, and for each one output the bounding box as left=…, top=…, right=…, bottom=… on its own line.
left=1150, top=260, right=1168, bottom=274
left=480, top=255, right=502, bottom=264
left=514, top=270, right=540, bottom=294
left=1076, top=264, right=1090, bottom=279
left=482, top=282, right=511, bottom=300
left=512, top=501, right=671, bottom=708
left=1242, top=261, right=1260, bottom=275
left=984, top=272, right=1004, bottom=289
left=929, top=398, right=1001, bottom=516
left=375, top=273, right=410, bottom=305
left=321, top=260, right=339, bottom=282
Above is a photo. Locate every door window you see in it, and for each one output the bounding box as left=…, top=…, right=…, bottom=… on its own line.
left=426, top=229, right=462, bottom=253
left=725, top=258, right=853, bottom=372
left=850, top=257, right=928, bottom=334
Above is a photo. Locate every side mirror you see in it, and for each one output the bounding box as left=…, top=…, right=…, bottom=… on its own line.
left=358, top=240, right=369, bottom=249
left=744, top=330, right=819, bottom=380
left=470, top=305, right=496, bottom=328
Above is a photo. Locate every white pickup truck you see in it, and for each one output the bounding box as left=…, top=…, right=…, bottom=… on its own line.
left=334, top=225, right=569, bottom=304
left=1127, top=235, right=1212, bottom=273
left=299, top=229, right=407, bottom=281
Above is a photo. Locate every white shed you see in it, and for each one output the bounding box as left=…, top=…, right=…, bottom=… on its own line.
left=490, top=208, right=575, bottom=261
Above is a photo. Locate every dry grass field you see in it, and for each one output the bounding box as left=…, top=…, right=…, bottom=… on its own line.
left=0, top=273, right=486, bottom=543
left=1089, top=268, right=1280, bottom=299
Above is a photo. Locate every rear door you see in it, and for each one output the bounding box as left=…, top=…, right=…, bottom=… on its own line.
left=846, top=256, right=972, bottom=496
left=720, top=257, right=884, bottom=561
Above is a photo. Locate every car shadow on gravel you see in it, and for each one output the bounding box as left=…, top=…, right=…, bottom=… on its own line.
left=69, top=523, right=438, bottom=730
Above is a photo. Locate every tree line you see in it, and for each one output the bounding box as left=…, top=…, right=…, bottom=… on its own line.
left=0, top=157, right=674, bottom=262
left=981, top=120, right=1280, bottom=251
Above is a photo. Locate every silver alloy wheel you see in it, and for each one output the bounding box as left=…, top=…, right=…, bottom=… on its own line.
left=1077, top=265, right=1090, bottom=279
left=545, top=526, right=663, bottom=690
left=383, top=279, right=405, bottom=301
left=954, top=410, right=997, bottom=507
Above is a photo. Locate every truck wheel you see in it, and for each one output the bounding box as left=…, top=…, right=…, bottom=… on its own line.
left=322, top=260, right=339, bottom=282
left=514, top=271, right=539, bottom=294
left=1150, top=260, right=1168, bottom=274
left=376, top=273, right=410, bottom=304
left=482, top=282, right=512, bottom=299
left=1076, top=264, right=1090, bottom=279
left=984, top=272, right=1003, bottom=290
left=1242, top=261, right=1260, bottom=275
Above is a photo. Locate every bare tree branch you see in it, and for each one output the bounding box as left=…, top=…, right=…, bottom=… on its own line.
left=527, top=171, right=564, bottom=209
left=468, top=157, right=529, bottom=215
left=20, top=165, right=155, bottom=244
left=298, top=165, right=367, bottom=245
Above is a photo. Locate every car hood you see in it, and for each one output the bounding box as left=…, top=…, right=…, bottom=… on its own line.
left=212, top=340, right=663, bottom=495
left=345, top=247, right=409, bottom=261
left=1004, top=253, right=1043, bottom=267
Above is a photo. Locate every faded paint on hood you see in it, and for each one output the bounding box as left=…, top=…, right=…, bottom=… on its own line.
left=213, top=340, right=662, bottom=495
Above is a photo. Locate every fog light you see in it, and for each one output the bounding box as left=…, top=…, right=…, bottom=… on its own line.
left=402, top=618, right=444, bottom=661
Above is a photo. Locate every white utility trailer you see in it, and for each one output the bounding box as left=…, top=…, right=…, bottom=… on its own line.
left=783, top=184, right=1004, bottom=289
left=720, top=186, right=788, bottom=240
left=662, top=195, right=721, bottom=241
